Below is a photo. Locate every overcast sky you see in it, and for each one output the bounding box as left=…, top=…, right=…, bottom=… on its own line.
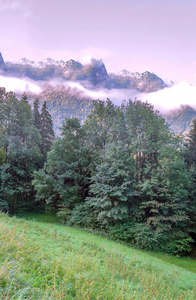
left=1, top=0, right=196, bottom=84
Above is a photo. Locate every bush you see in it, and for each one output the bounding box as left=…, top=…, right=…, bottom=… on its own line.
left=68, top=203, right=100, bottom=228
left=108, top=222, right=135, bottom=242
left=164, top=232, right=194, bottom=255
left=133, top=224, right=166, bottom=252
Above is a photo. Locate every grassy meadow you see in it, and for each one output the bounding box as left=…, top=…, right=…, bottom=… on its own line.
left=0, top=212, right=195, bottom=299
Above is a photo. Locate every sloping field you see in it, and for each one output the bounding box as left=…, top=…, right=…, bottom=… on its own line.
left=0, top=212, right=195, bottom=299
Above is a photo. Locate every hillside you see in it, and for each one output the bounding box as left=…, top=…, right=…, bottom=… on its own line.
left=37, top=84, right=93, bottom=134
left=25, top=84, right=196, bottom=135
left=0, top=212, right=195, bottom=299
left=163, top=105, right=196, bottom=135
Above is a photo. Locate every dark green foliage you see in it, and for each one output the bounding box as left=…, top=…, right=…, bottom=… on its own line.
left=109, top=222, right=135, bottom=242
left=1, top=86, right=195, bottom=255
left=184, top=118, right=196, bottom=242
left=68, top=203, right=100, bottom=228
left=87, top=143, right=137, bottom=226
left=133, top=223, right=167, bottom=252
left=33, top=118, right=92, bottom=219
left=40, top=100, right=55, bottom=158
left=33, top=98, right=42, bottom=132
left=0, top=89, right=43, bottom=213
left=185, top=118, right=196, bottom=167
left=32, top=98, right=195, bottom=254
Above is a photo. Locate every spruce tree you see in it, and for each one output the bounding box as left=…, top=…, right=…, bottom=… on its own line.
left=40, top=101, right=55, bottom=158
left=87, top=142, right=137, bottom=226
left=185, top=118, right=196, bottom=167
left=184, top=118, right=196, bottom=245
left=33, top=98, right=42, bottom=132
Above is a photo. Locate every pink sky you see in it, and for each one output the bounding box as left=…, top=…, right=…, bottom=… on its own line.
left=0, top=0, right=196, bottom=84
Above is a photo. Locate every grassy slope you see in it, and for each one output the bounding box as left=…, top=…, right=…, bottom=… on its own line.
left=0, top=213, right=195, bottom=300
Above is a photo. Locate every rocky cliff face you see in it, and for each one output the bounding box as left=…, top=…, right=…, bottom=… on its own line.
left=0, top=52, right=6, bottom=73
left=74, top=59, right=110, bottom=88
left=109, top=70, right=166, bottom=92
left=163, top=105, right=196, bottom=135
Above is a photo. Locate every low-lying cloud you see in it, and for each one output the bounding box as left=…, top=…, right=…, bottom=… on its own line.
left=65, top=81, right=196, bottom=112
left=140, top=82, right=196, bottom=112
left=0, top=75, right=41, bottom=94
left=0, top=75, right=196, bottom=113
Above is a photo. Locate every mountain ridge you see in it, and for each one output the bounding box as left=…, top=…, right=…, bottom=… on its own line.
left=1, top=52, right=166, bottom=93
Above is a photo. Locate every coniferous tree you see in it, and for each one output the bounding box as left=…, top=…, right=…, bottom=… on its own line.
left=40, top=100, right=55, bottom=158
left=185, top=118, right=196, bottom=244
left=87, top=142, right=137, bottom=226
left=33, top=118, right=92, bottom=220
left=185, top=118, right=196, bottom=167
left=33, top=98, right=42, bottom=132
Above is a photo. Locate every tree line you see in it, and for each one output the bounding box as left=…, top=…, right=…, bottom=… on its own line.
left=0, top=87, right=195, bottom=254
left=0, top=88, right=55, bottom=213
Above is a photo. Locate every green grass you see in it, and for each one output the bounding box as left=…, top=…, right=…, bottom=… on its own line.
left=24, top=213, right=196, bottom=273
left=0, top=212, right=196, bottom=299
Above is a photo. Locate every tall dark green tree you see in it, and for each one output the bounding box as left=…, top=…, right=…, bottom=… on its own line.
left=87, top=142, right=137, bottom=226
left=136, top=142, right=193, bottom=253
left=33, top=98, right=42, bottom=132
left=33, top=118, right=92, bottom=220
left=185, top=118, right=196, bottom=167
left=184, top=118, right=196, bottom=244
left=40, top=100, right=55, bottom=158
left=84, top=99, right=117, bottom=164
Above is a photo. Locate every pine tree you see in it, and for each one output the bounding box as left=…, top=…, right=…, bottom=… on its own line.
left=33, top=98, right=42, bottom=132
left=40, top=101, right=55, bottom=158
left=185, top=118, right=196, bottom=167
left=184, top=118, right=196, bottom=245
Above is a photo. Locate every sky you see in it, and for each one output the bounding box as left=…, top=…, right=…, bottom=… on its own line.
left=1, top=0, right=196, bottom=85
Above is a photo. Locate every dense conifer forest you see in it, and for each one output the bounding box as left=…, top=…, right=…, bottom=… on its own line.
left=0, top=87, right=196, bottom=255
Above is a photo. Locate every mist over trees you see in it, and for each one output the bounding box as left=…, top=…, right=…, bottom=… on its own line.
left=0, top=87, right=195, bottom=255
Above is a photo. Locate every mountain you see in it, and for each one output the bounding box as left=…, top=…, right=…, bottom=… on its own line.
left=109, top=70, right=166, bottom=92
left=27, top=84, right=93, bottom=135
left=2, top=52, right=166, bottom=92
left=1, top=52, right=194, bottom=135
left=163, top=105, right=196, bottom=135
left=25, top=83, right=195, bottom=136
left=0, top=52, right=6, bottom=73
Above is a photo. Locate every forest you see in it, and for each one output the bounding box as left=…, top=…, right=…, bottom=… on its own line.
left=0, top=87, right=195, bottom=255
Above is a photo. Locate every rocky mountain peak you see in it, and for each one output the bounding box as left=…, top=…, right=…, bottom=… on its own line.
left=19, top=58, right=35, bottom=65
left=65, top=59, right=83, bottom=70
left=86, top=58, right=109, bottom=87
left=44, top=58, right=58, bottom=65
left=0, top=52, right=6, bottom=71
left=119, top=69, right=131, bottom=77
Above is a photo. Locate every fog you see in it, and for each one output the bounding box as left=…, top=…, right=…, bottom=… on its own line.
left=0, top=75, right=41, bottom=94
left=139, top=82, right=196, bottom=112
left=65, top=81, right=196, bottom=112
left=0, top=75, right=196, bottom=113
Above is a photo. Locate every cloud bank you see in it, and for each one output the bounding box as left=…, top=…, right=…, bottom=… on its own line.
left=140, top=82, right=196, bottom=112
left=0, top=76, right=41, bottom=94
left=0, top=74, right=196, bottom=113
left=65, top=81, right=196, bottom=112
